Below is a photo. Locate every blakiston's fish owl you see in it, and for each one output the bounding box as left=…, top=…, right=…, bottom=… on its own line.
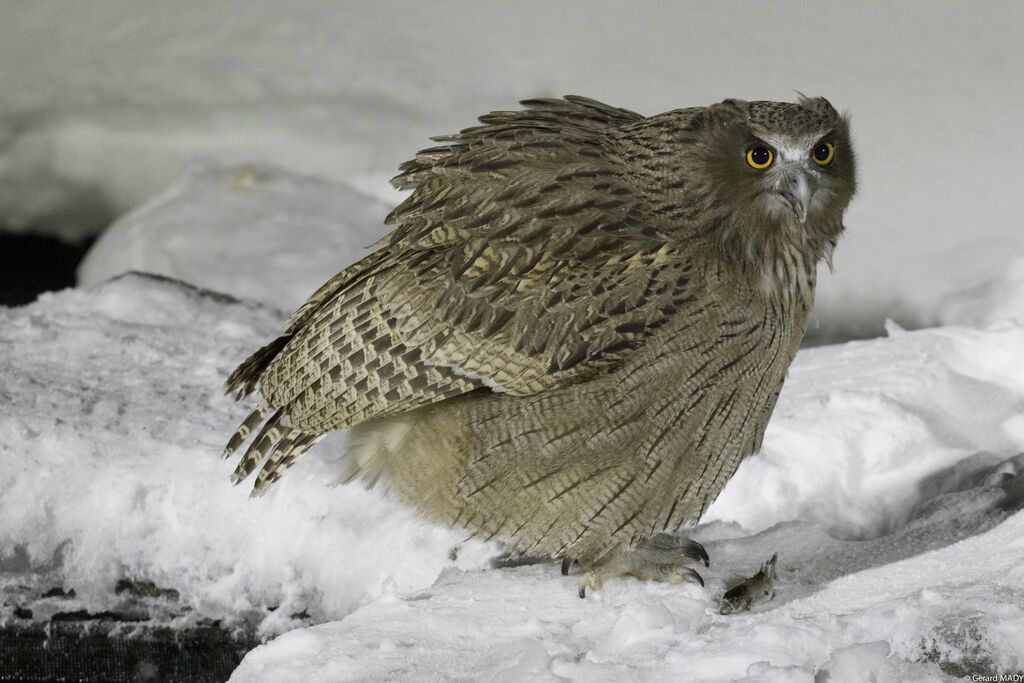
left=225, top=96, right=856, bottom=593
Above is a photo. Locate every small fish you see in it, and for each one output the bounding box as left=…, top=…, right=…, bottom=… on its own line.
left=719, top=553, right=778, bottom=614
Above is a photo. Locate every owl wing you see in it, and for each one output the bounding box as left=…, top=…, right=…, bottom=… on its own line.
left=225, top=96, right=693, bottom=492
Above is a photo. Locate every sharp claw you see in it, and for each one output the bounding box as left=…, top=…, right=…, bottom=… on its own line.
left=672, top=540, right=709, bottom=567
left=561, top=557, right=572, bottom=576
left=684, top=567, right=704, bottom=587
left=578, top=572, right=602, bottom=598
left=685, top=540, right=710, bottom=568
left=643, top=534, right=710, bottom=568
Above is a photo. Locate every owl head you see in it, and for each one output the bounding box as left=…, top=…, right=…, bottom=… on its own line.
left=702, top=96, right=856, bottom=232
left=628, top=96, right=856, bottom=269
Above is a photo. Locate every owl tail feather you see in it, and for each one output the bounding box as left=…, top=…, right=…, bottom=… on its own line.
left=223, top=406, right=270, bottom=459
left=230, top=407, right=286, bottom=484
left=251, top=432, right=324, bottom=496
left=225, top=335, right=290, bottom=399
left=226, top=406, right=324, bottom=496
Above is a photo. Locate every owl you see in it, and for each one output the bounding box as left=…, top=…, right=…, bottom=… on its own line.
left=224, top=95, right=856, bottom=594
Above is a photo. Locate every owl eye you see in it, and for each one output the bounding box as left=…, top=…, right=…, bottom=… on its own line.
left=745, top=145, right=774, bottom=170
left=812, top=141, right=835, bottom=166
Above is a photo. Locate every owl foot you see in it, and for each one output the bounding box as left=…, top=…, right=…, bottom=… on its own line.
left=575, top=533, right=709, bottom=598
left=489, top=551, right=551, bottom=569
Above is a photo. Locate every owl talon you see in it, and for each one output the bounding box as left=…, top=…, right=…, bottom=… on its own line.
left=574, top=534, right=709, bottom=597
left=637, top=533, right=709, bottom=568
left=679, top=566, right=704, bottom=587
left=578, top=571, right=604, bottom=599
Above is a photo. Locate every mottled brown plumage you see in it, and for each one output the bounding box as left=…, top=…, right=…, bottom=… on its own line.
left=225, top=95, right=855, bottom=575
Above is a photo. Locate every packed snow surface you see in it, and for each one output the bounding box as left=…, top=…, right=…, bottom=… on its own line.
left=4, top=1, right=1024, bottom=338
left=2, top=275, right=1023, bottom=679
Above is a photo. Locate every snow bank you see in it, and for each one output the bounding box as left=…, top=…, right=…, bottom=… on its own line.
left=939, top=256, right=1024, bottom=329
left=706, top=322, right=1024, bottom=538
left=77, top=164, right=390, bottom=312
left=3, top=1, right=1024, bottom=338
left=0, top=275, right=490, bottom=638
left=234, top=511, right=1024, bottom=681
left=2, top=274, right=1022, bottom=678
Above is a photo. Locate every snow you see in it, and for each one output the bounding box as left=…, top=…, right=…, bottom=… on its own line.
left=0, top=274, right=493, bottom=639
left=704, top=324, right=1024, bottom=538
left=2, top=274, right=1023, bottom=679
left=939, top=257, right=1024, bottom=330
left=3, top=1, right=1024, bottom=338
left=77, top=164, right=390, bottom=312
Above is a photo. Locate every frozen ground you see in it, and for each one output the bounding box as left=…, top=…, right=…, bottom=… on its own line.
left=3, top=1, right=1024, bottom=338
left=2, top=273, right=1023, bottom=680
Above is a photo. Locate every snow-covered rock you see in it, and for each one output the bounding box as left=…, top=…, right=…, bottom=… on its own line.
left=77, top=164, right=390, bottom=311
left=2, top=274, right=1022, bottom=678
left=0, top=274, right=491, bottom=638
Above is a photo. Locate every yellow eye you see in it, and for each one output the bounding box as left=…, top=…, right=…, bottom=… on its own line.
left=745, top=145, right=774, bottom=170
left=812, top=141, right=835, bottom=166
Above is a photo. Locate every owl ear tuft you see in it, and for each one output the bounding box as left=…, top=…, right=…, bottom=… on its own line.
left=701, top=99, right=749, bottom=129
left=796, top=95, right=839, bottom=122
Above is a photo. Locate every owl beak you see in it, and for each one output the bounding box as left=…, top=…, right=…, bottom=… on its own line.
left=776, top=171, right=814, bottom=224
